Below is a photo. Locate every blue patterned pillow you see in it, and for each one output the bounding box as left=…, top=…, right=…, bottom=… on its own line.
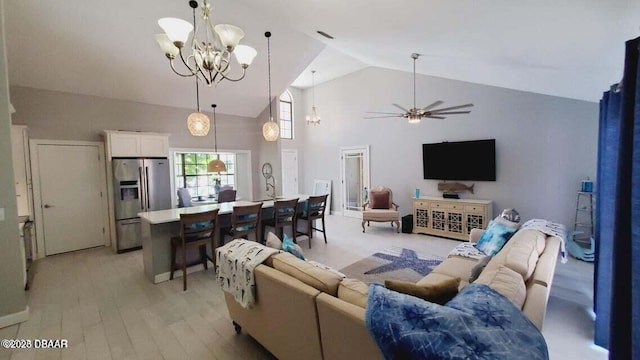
left=475, top=220, right=517, bottom=256
left=282, top=234, right=305, bottom=260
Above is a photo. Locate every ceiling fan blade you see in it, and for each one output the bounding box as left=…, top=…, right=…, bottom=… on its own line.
left=425, top=115, right=446, bottom=119
left=421, top=100, right=444, bottom=111
left=430, top=103, right=474, bottom=112
left=363, top=115, right=404, bottom=119
left=366, top=111, right=404, bottom=115
left=392, top=103, right=409, bottom=112
left=428, top=111, right=471, bottom=115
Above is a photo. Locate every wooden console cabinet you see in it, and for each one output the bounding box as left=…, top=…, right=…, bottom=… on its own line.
left=413, top=196, right=493, bottom=241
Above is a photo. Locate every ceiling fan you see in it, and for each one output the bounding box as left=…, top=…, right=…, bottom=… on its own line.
left=365, top=53, right=474, bottom=123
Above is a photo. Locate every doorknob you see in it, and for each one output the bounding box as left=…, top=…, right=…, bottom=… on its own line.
left=44, top=204, right=54, bottom=209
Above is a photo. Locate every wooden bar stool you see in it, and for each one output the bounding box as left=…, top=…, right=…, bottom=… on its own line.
left=223, top=202, right=263, bottom=243
left=262, top=198, right=299, bottom=244
left=170, top=209, right=219, bottom=291
left=296, top=194, right=328, bottom=248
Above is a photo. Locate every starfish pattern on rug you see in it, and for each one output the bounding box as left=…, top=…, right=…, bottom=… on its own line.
left=365, top=248, right=442, bottom=276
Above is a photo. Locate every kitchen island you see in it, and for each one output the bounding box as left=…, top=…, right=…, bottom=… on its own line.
left=138, top=196, right=309, bottom=284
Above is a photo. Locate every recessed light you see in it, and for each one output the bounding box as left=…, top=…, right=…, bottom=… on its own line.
left=317, top=30, right=334, bottom=39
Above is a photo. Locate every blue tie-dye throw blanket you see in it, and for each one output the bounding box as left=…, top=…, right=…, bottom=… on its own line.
left=365, top=283, right=548, bottom=360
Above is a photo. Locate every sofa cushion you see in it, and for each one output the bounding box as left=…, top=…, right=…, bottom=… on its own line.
left=385, top=278, right=460, bottom=305
left=417, top=272, right=468, bottom=290
left=362, top=209, right=398, bottom=221
left=504, top=235, right=541, bottom=281
left=370, top=191, right=390, bottom=209
left=272, top=252, right=342, bottom=296
left=475, top=265, right=526, bottom=309
left=338, top=278, right=369, bottom=308
left=476, top=221, right=518, bottom=256
left=469, top=256, right=492, bottom=283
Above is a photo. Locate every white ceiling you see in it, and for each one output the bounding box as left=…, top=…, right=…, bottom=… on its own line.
left=5, top=0, right=640, bottom=119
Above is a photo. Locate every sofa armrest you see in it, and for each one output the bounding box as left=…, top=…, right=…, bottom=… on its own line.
left=316, top=293, right=383, bottom=360
left=469, top=228, right=484, bottom=243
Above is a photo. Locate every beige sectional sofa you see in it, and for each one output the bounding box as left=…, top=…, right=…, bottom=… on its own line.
left=222, top=228, right=562, bottom=360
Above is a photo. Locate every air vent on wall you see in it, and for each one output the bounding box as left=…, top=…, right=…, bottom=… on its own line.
left=317, top=30, right=334, bottom=39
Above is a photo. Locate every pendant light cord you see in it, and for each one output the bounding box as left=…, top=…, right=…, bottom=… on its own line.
left=193, top=5, right=201, bottom=112
left=413, top=56, right=416, bottom=110
left=212, top=104, right=218, bottom=153
left=266, top=32, right=272, bottom=122
left=312, top=70, right=316, bottom=107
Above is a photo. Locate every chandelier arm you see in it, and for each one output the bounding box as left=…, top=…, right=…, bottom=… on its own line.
left=169, top=58, right=198, bottom=78
left=213, top=67, right=247, bottom=83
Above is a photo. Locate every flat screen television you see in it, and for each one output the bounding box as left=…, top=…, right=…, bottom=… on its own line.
left=422, top=139, right=496, bottom=181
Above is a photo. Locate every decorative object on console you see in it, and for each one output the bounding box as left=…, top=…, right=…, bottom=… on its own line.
left=306, top=70, right=321, bottom=125
left=438, top=182, right=474, bottom=194
left=364, top=53, right=473, bottom=123
left=186, top=77, right=210, bottom=136
left=262, top=31, right=279, bottom=141
left=155, top=0, right=257, bottom=85
left=207, top=104, right=227, bottom=173
left=500, top=208, right=521, bottom=223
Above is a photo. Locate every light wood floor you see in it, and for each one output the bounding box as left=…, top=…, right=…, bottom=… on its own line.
left=0, top=214, right=607, bottom=360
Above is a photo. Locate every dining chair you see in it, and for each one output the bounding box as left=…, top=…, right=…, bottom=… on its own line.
left=170, top=209, right=219, bottom=291
left=177, top=188, right=193, bottom=208
left=295, top=194, right=328, bottom=248
left=222, top=202, right=263, bottom=244
left=262, top=198, right=299, bottom=244
left=217, top=189, right=237, bottom=204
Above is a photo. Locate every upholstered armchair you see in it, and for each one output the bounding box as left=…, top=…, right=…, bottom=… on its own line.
left=362, top=186, right=400, bottom=233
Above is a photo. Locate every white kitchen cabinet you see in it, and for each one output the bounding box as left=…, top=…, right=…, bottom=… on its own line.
left=104, top=131, right=169, bottom=158
left=413, top=196, right=493, bottom=240
left=11, top=125, right=31, bottom=217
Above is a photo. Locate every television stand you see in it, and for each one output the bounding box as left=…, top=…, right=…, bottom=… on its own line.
left=413, top=196, right=493, bottom=241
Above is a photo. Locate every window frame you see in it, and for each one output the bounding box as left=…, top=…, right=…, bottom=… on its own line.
left=279, top=89, right=294, bottom=140
left=172, top=151, right=236, bottom=200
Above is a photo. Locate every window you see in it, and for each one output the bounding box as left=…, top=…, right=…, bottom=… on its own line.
left=279, top=89, right=293, bottom=139
left=174, top=151, right=236, bottom=199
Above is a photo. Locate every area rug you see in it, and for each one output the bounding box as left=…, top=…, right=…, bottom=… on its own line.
left=339, top=247, right=444, bottom=284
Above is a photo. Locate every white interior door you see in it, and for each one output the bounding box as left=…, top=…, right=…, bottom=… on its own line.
left=281, top=149, right=299, bottom=196
left=340, top=146, right=370, bottom=218
left=36, top=143, right=107, bottom=255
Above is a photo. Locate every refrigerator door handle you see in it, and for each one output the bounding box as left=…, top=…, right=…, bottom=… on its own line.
left=145, top=166, right=151, bottom=210
left=138, top=166, right=145, bottom=211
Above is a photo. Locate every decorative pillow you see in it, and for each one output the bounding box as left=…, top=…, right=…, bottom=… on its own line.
left=475, top=221, right=518, bottom=256
left=282, top=233, right=305, bottom=260
left=369, top=191, right=390, bottom=209
left=469, top=255, right=492, bottom=283
left=265, top=231, right=282, bottom=250
left=385, top=278, right=460, bottom=305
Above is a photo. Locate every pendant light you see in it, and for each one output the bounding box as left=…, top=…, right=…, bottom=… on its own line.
left=306, top=70, right=321, bottom=125
left=207, top=104, right=227, bottom=173
left=187, top=77, right=210, bottom=136
left=262, top=31, right=279, bottom=141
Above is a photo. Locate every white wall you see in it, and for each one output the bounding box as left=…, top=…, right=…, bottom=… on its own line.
left=290, top=67, right=599, bottom=228
left=0, top=0, right=28, bottom=326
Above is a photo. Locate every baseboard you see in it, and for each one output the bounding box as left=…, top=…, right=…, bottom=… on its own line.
left=0, top=306, right=29, bottom=328
left=153, top=261, right=214, bottom=284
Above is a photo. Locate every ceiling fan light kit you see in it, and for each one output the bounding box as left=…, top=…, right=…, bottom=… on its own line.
left=365, top=53, right=474, bottom=123
left=155, top=0, right=257, bottom=86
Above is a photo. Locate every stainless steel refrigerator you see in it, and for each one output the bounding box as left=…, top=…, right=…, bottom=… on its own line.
left=112, top=158, right=171, bottom=253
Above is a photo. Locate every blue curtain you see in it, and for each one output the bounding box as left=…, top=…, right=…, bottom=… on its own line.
left=594, top=36, right=640, bottom=359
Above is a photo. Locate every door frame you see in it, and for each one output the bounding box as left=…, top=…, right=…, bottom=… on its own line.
left=30, top=140, right=110, bottom=259
left=340, top=145, right=370, bottom=219
left=281, top=148, right=299, bottom=196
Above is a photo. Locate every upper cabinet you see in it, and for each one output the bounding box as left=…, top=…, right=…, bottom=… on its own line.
left=104, top=130, right=169, bottom=158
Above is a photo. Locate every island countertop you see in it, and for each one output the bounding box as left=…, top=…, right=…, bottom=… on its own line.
left=138, top=195, right=310, bottom=224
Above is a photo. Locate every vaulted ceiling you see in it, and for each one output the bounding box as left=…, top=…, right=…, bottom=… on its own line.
left=5, top=0, right=639, bottom=118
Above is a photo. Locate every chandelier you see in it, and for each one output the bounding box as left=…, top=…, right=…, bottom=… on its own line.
left=262, top=31, right=279, bottom=141
left=306, top=70, right=321, bottom=125
left=155, top=0, right=257, bottom=86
